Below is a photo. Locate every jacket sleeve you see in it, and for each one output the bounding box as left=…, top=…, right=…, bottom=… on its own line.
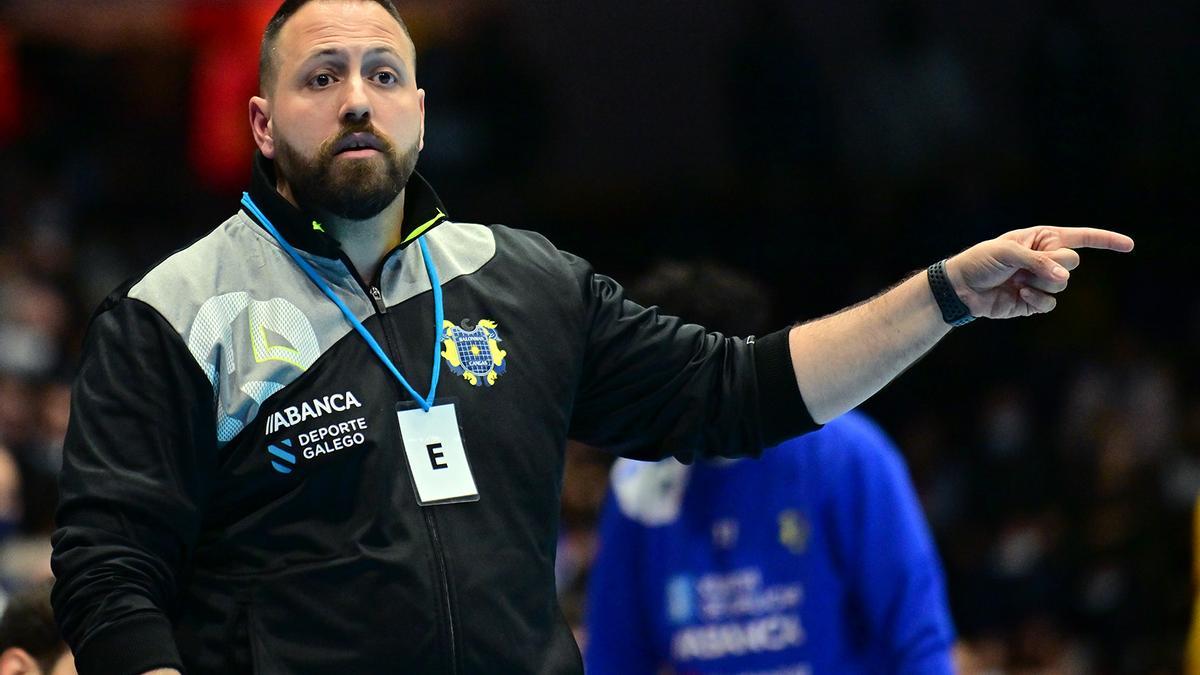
left=565, top=253, right=815, bottom=462
left=584, top=489, right=659, bottom=675
left=51, top=296, right=217, bottom=675
left=827, top=415, right=956, bottom=675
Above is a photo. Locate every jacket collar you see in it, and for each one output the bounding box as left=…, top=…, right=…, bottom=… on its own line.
left=245, top=151, right=449, bottom=259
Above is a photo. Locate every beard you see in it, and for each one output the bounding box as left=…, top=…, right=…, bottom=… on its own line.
left=274, top=123, right=420, bottom=221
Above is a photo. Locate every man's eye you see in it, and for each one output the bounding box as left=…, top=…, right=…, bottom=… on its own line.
left=374, top=71, right=397, bottom=86
left=311, top=73, right=334, bottom=88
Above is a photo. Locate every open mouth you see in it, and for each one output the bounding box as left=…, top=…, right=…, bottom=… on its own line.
left=334, top=133, right=385, bottom=155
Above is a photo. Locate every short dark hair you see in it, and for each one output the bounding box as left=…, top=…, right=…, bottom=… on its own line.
left=0, top=580, right=67, bottom=672
left=259, top=0, right=412, bottom=94
left=629, top=260, right=773, bottom=337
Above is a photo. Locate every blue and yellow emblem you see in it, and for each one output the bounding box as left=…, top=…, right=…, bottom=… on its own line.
left=441, top=319, right=508, bottom=386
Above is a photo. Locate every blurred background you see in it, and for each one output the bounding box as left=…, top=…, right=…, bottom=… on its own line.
left=0, top=0, right=1195, bottom=672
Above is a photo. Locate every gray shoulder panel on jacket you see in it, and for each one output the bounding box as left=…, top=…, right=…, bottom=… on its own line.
left=128, top=213, right=496, bottom=447
left=379, top=221, right=497, bottom=305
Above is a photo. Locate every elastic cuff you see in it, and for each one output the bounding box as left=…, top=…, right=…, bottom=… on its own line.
left=75, top=612, right=183, bottom=675
left=753, top=327, right=819, bottom=448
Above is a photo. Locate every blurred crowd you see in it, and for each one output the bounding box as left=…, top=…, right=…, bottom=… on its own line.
left=0, top=0, right=1197, bottom=673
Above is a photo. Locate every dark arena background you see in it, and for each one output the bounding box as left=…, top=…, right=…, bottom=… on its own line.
left=0, top=1, right=1196, bottom=672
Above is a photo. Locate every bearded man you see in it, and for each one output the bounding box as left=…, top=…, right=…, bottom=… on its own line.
left=50, top=1, right=1133, bottom=674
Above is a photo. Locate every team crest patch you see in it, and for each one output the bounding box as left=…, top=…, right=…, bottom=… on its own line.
left=441, top=319, right=508, bottom=387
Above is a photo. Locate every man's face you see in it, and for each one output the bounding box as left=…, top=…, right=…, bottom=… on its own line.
left=253, top=0, right=425, bottom=220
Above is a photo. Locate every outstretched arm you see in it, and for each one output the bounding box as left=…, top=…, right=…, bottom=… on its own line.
left=789, top=226, right=1134, bottom=423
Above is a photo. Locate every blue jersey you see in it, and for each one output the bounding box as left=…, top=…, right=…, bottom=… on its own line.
left=585, top=412, right=955, bottom=675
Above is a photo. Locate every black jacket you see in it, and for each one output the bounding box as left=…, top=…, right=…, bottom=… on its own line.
left=51, top=156, right=814, bottom=674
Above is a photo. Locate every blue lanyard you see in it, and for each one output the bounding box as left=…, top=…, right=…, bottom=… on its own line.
left=241, top=193, right=443, bottom=412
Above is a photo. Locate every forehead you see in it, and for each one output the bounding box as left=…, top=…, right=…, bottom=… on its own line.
left=277, top=1, right=413, bottom=64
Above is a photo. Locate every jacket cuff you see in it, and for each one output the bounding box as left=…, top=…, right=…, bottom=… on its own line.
left=75, top=612, right=182, bottom=675
left=753, top=327, right=819, bottom=447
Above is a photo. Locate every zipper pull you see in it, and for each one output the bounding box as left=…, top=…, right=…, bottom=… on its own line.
left=369, top=286, right=388, bottom=314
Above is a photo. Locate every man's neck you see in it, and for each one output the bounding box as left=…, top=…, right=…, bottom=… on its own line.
left=277, top=182, right=407, bottom=284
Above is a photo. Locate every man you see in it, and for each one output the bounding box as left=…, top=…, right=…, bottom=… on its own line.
left=585, top=261, right=954, bottom=674
left=49, top=1, right=1133, bottom=674
left=589, top=414, right=953, bottom=675
left=0, top=581, right=77, bottom=675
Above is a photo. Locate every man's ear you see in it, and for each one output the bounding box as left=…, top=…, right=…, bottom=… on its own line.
left=0, top=646, right=41, bottom=675
left=417, top=88, right=426, bottom=152
left=249, top=96, right=275, bottom=158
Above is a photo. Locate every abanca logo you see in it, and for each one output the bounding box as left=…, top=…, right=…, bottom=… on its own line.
left=265, top=391, right=362, bottom=434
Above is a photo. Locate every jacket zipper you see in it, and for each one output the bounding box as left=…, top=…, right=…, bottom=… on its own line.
left=368, top=285, right=388, bottom=314
left=424, top=510, right=458, bottom=673
left=341, top=251, right=460, bottom=674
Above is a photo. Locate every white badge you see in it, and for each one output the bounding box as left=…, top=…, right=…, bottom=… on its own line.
left=396, top=402, right=479, bottom=505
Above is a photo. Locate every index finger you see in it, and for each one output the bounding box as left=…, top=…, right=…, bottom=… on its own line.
left=1047, top=227, right=1135, bottom=252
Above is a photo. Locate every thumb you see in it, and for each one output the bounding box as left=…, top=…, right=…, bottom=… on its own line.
left=990, top=240, right=1069, bottom=283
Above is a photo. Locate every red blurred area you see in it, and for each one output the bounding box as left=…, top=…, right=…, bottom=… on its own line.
left=0, top=26, right=21, bottom=144
left=185, top=0, right=278, bottom=190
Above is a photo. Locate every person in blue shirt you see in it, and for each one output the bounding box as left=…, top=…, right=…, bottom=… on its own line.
left=584, top=261, right=955, bottom=675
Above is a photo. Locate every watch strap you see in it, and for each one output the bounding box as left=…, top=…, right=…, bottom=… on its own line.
left=927, top=259, right=975, bottom=327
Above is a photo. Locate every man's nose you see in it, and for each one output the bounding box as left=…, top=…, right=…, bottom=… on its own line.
left=339, top=76, right=371, bottom=124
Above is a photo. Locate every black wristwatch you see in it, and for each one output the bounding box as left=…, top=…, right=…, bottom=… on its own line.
left=927, top=259, right=975, bottom=327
